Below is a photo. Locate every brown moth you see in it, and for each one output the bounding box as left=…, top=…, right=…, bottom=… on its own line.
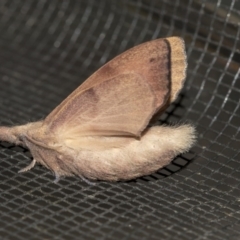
left=0, top=37, right=196, bottom=183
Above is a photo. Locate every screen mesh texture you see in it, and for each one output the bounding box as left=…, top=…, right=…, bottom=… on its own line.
left=0, top=1, right=239, bottom=240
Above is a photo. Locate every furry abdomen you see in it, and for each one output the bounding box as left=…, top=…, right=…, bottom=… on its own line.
left=67, top=125, right=196, bottom=181
left=24, top=124, right=195, bottom=181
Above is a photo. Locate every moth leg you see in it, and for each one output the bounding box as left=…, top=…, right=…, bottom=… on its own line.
left=53, top=173, right=61, bottom=184
left=80, top=175, right=96, bottom=186
left=18, top=159, right=36, bottom=173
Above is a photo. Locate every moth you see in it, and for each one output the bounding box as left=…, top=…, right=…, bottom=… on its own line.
left=0, top=37, right=196, bottom=183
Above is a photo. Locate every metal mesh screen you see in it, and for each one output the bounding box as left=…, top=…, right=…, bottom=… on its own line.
left=0, top=0, right=239, bottom=239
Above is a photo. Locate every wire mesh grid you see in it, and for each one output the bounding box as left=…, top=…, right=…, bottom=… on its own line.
left=0, top=0, right=239, bottom=239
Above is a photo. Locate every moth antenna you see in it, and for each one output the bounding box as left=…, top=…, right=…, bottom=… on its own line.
left=0, top=126, right=22, bottom=145
left=18, top=159, right=36, bottom=173
left=0, top=123, right=38, bottom=147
